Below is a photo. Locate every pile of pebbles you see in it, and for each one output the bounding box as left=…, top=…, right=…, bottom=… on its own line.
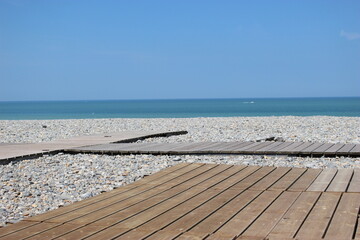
left=0, top=116, right=359, bottom=226
left=1, top=116, right=359, bottom=144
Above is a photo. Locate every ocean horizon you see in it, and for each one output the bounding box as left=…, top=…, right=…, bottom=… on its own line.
left=0, top=97, right=359, bottom=120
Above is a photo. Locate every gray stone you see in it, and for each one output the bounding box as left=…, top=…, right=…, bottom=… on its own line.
left=80, top=192, right=92, bottom=199
left=60, top=193, right=72, bottom=200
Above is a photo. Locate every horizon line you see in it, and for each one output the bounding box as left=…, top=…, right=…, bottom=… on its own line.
left=1, top=96, right=360, bottom=103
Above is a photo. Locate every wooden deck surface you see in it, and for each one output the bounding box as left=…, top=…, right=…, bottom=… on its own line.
left=67, top=141, right=360, bottom=157
left=0, top=131, right=187, bottom=164
left=1, top=163, right=359, bottom=239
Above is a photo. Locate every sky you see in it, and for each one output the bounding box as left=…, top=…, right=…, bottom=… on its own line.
left=0, top=0, right=359, bottom=101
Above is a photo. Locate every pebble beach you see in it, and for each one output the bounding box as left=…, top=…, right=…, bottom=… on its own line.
left=1, top=116, right=360, bottom=226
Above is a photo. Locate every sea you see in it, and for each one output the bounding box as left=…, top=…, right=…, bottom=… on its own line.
left=0, top=97, right=359, bottom=120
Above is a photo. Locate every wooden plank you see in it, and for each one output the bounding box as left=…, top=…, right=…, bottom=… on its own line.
left=0, top=222, right=61, bottom=240
left=145, top=230, right=182, bottom=240
left=282, top=142, right=314, bottom=154
left=311, top=143, right=335, bottom=155
left=326, top=169, right=353, bottom=192
left=159, top=190, right=261, bottom=236
left=55, top=225, right=105, bottom=240
left=240, top=142, right=272, bottom=152
left=81, top=143, right=145, bottom=151
left=276, top=142, right=304, bottom=152
left=255, top=142, right=283, bottom=151
left=227, top=167, right=275, bottom=190
left=323, top=143, right=345, bottom=154
left=193, top=141, right=237, bottom=153
left=267, top=192, right=321, bottom=239
left=157, top=142, right=192, bottom=152
left=187, top=142, right=221, bottom=153
left=155, top=190, right=261, bottom=236
left=249, top=167, right=291, bottom=191
left=306, top=169, right=337, bottom=192
left=231, top=142, right=262, bottom=152
left=195, top=142, right=230, bottom=153
left=25, top=223, right=83, bottom=240
left=163, top=142, right=192, bottom=150
left=208, top=234, right=266, bottom=240
left=238, top=142, right=270, bottom=152
left=210, top=166, right=260, bottom=191
left=178, top=142, right=216, bottom=151
left=144, top=143, right=190, bottom=153
left=143, top=143, right=184, bottom=153
left=295, top=192, right=342, bottom=239
left=206, top=233, right=238, bottom=240
left=254, top=142, right=283, bottom=154
left=77, top=142, right=156, bottom=154
left=169, top=142, right=219, bottom=154
left=126, top=143, right=166, bottom=154
left=120, top=187, right=243, bottom=239
left=204, top=190, right=282, bottom=239
left=226, top=142, right=255, bottom=153
left=287, top=168, right=322, bottom=192
left=177, top=232, right=211, bottom=240
left=133, top=143, right=174, bottom=152
left=0, top=221, right=39, bottom=238
left=356, top=216, right=360, bottom=240
left=300, top=142, right=325, bottom=155
left=111, top=229, right=157, bottom=240
left=349, top=144, right=360, bottom=156
left=159, top=164, right=229, bottom=189
left=165, top=142, right=209, bottom=153
left=131, top=163, right=197, bottom=186
left=268, top=168, right=307, bottom=191
left=220, top=142, right=250, bottom=151
left=324, top=193, right=360, bottom=239
left=204, top=142, right=233, bottom=151
left=242, top=191, right=301, bottom=238
left=348, top=168, right=360, bottom=192
left=268, top=142, right=296, bottom=153
left=186, top=165, right=246, bottom=189
left=85, top=228, right=131, bottom=240
left=337, top=144, right=356, bottom=155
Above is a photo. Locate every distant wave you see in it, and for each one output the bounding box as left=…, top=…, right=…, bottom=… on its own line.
left=243, top=101, right=255, bottom=104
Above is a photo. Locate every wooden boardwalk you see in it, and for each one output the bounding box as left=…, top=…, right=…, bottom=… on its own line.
left=0, top=131, right=187, bottom=164
left=67, top=141, right=360, bottom=157
left=1, top=163, right=360, bottom=239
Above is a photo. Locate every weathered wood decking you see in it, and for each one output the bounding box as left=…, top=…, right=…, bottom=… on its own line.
left=1, top=163, right=359, bottom=239
left=67, top=141, right=360, bottom=157
left=0, top=131, right=187, bottom=164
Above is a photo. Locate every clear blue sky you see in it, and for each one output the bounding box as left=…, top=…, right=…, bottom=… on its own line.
left=1, top=0, right=359, bottom=101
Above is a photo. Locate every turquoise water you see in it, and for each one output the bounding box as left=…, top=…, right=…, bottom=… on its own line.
left=0, top=97, right=359, bottom=120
